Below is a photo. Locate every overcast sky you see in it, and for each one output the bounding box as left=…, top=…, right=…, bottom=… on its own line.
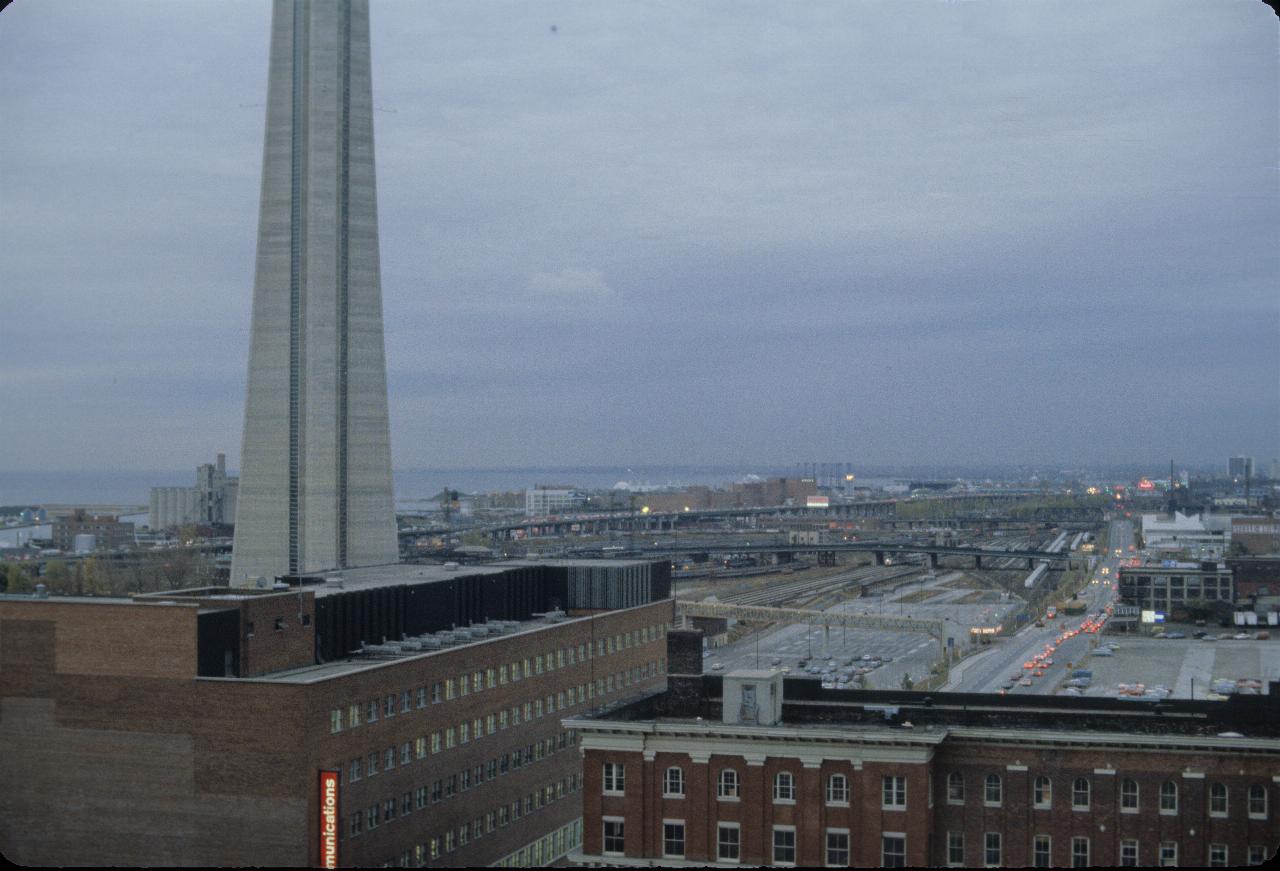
left=2, top=0, right=1277, bottom=474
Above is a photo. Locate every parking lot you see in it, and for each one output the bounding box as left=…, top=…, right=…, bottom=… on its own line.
left=1072, top=631, right=1280, bottom=699
left=703, top=570, right=1025, bottom=690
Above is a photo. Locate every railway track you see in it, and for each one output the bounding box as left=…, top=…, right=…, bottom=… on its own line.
left=723, top=563, right=923, bottom=608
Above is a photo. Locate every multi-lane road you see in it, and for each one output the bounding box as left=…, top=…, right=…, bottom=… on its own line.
left=945, top=518, right=1130, bottom=694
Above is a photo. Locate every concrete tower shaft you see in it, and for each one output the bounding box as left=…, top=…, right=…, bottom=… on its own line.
left=232, top=0, right=397, bottom=586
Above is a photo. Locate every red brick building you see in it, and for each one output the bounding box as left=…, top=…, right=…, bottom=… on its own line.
left=567, top=632, right=1280, bottom=867
left=0, top=559, right=673, bottom=867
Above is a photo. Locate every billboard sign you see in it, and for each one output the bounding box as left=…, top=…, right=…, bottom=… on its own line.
left=806, top=495, right=830, bottom=508
left=319, top=770, right=339, bottom=869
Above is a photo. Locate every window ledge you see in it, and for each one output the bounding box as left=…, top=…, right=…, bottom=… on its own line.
left=826, top=801, right=850, bottom=808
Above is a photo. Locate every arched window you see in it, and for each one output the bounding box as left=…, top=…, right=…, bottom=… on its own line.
left=1033, top=775, right=1052, bottom=808
left=717, top=768, right=740, bottom=800
left=984, top=774, right=1002, bottom=806
left=774, top=771, right=795, bottom=802
left=1072, top=777, right=1091, bottom=810
left=1248, top=784, right=1268, bottom=819
left=1120, top=778, right=1139, bottom=811
left=1160, top=780, right=1178, bottom=813
left=826, top=773, right=849, bottom=804
left=663, top=766, right=684, bottom=797
left=947, top=772, right=965, bottom=803
left=1210, top=782, right=1228, bottom=816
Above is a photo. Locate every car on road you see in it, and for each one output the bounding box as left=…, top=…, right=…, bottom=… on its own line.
left=1234, top=633, right=1250, bottom=640
left=1166, top=632, right=1186, bottom=639
left=1019, top=678, right=1033, bottom=686
left=1093, top=648, right=1113, bottom=657
left=1001, top=682, right=1015, bottom=690
left=711, top=663, right=724, bottom=671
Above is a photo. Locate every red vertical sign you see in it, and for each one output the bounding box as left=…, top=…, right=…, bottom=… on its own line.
left=319, top=770, right=339, bottom=869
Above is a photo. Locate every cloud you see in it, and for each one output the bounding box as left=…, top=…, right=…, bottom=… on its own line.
left=527, top=268, right=615, bottom=301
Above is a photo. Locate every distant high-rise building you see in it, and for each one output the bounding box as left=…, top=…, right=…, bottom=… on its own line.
left=232, top=0, right=397, bottom=586
left=1228, top=456, right=1254, bottom=480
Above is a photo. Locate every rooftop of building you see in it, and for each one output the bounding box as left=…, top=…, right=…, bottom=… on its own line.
left=219, top=557, right=660, bottom=597
left=566, top=671, right=1280, bottom=743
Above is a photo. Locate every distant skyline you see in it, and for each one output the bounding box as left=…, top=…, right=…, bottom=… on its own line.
left=2, top=1, right=1277, bottom=472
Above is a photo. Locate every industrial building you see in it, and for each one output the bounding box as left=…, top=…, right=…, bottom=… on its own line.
left=0, top=559, right=673, bottom=867
left=525, top=488, right=587, bottom=518
left=567, top=632, right=1279, bottom=867
left=1117, top=561, right=1235, bottom=614
left=149, top=452, right=239, bottom=530
left=49, top=509, right=135, bottom=553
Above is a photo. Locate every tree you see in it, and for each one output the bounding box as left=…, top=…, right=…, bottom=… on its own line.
left=4, top=563, right=33, bottom=594
left=42, top=560, right=71, bottom=594
left=901, top=672, right=914, bottom=691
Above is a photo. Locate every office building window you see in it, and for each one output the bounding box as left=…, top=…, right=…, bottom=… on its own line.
left=775, top=771, right=796, bottom=802
left=948, top=832, right=965, bottom=867
left=882, top=775, right=906, bottom=809
left=718, top=768, right=740, bottom=800
left=602, top=762, right=625, bottom=795
left=947, top=771, right=965, bottom=803
left=1072, top=837, right=1089, bottom=868
left=1160, top=780, right=1178, bottom=813
left=984, top=774, right=1002, bottom=806
left=1209, top=844, right=1227, bottom=867
left=1210, top=782, right=1228, bottom=816
left=602, top=818, right=624, bottom=856
left=664, top=766, right=684, bottom=797
left=1120, top=777, right=1139, bottom=810
left=1033, top=835, right=1050, bottom=868
left=1120, top=839, right=1138, bottom=867
left=663, top=821, right=685, bottom=858
left=330, top=709, right=343, bottom=733
left=826, top=830, right=850, bottom=867
left=718, top=823, right=741, bottom=862
left=1159, top=841, right=1177, bottom=866
left=1071, top=777, right=1090, bottom=810
left=827, top=773, right=849, bottom=804
left=882, top=834, right=906, bottom=869
left=985, top=832, right=1001, bottom=867
left=1248, top=845, right=1267, bottom=865
left=773, top=827, right=796, bottom=865
left=1033, top=775, right=1051, bottom=808
left=1248, top=783, right=1267, bottom=818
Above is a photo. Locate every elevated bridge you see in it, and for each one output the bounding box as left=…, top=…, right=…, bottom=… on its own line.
left=568, top=540, right=1081, bottom=570
left=402, top=492, right=1052, bottom=541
